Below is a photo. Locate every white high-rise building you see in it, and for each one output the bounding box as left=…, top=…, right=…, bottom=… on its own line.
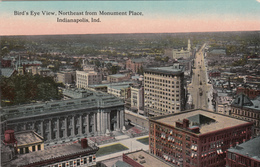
left=144, top=64, right=185, bottom=117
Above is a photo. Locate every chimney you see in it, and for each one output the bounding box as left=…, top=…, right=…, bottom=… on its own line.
left=4, top=130, right=16, bottom=144
left=183, top=119, right=189, bottom=129
left=81, top=138, right=88, bottom=149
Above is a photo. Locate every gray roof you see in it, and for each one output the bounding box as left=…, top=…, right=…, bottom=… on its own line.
left=8, top=140, right=98, bottom=166
left=0, top=68, right=16, bottom=77
left=2, top=89, right=124, bottom=120
left=109, top=74, right=126, bottom=78
left=113, top=160, right=133, bottom=167
left=132, top=58, right=146, bottom=63
left=232, top=94, right=260, bottom=111
left=187, top=114, right=216, bottom=126
left=228, top=136, right=260, bottom=161
left=144, top=65, right=184, bottom=76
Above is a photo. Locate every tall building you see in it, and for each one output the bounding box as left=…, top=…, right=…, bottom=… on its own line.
left=226, top=136, right=260, bottom=167
left=144, top=64, right=185, bottom=117
left=1, top=89, right=125, bottom=144
left=76, top=70, right=102, bottom=88
left=231, top=94, right=260, bottom=136
left=149, top=109, right=253, bottom=167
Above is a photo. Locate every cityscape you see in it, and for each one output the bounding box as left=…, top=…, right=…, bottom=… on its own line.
left=1, top=31, right=260, bottom=167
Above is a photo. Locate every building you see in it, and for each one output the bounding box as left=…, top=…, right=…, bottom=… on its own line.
left=236, top=86, right=260, bottom=100
left=130, top=84, right=144, bottom=112
left=126, top=58, right=146, bottom=73
left=172, top=39, right=191, bottom=60
left=144, top=64, right=185, bottom=117
left=226, top=136, right=260, bottom=167
left=1, top=89, right=125, bottom=144
left=56, top=71, right=74, bottom=85
left=76, top=70, right=102, bottom=88
left=231, top=94, right=260, bottom=136
left=107, top=74, right=130, bottom=83
left=215, top=92, right=233, bottom=115
left=14, top=130, right=44, bottom=154
left=172, top=49, right=190, bottom=60
left=149, top=109, right=253, bottom=167
left=209, top=70, right=221, bottom=78
left=107, top=82, right=131, bottom=100
left=2, top=138, right=99, bottom=167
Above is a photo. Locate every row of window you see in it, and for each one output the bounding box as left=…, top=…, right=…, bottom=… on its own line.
left=46, top=155, right=95, bottom=167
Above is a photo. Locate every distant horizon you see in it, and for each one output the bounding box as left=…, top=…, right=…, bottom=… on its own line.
left=1, top=30, right=260, bottom=37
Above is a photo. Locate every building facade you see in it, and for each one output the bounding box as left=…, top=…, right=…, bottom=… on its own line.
left=144, top=64, right=185, bottom=117
left=107, top=74, right=130, bottom=83
left=126, top=58, right=146, bottom=73
left=149, top=109, right=253, bottom=167
left=56, top=71, right=74, bottom=85
left=130, top=84, right=144, bottom=112
left=76, top=70, right=102, bottom=88
left=231, top=94, right=260, bottom=136
left=1, top=89, right=125, bottom=144
left=226, top=136, right=260, bottom=167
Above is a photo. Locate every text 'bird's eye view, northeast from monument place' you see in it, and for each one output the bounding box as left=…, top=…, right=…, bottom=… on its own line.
left=0, top=0, right=260, bottom=167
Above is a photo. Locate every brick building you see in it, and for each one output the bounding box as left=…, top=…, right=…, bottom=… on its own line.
left=231, top=94, right=260, bottom=136
left=126, top=58, right=146, bottom=73
left=236, top=86, right=260, bottom=100
left=226, top=136, right=260, bottom=167
left=149, top=109, right=253, bottom=167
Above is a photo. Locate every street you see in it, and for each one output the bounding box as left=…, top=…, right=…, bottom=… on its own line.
left=188, top=43, right=214, bottom=110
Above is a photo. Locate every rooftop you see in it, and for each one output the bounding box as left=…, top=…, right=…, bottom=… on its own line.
left=144, top=64, right=184, bottom=75
left=150, top=109, right=249, bottom=135
left=15, top=131, right=44, bottom=146
left=108, top=74, right=127, bottom=78
left=124, top=150, right=174, bottom=167
left=228, top=136, right=260, bottom=161
left=2, top=88, right=124, bottom=120
left=9, top=140, right=98, bottom=166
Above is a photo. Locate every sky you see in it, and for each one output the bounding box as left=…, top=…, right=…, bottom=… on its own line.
left=0, top=0, right=260, bottom=36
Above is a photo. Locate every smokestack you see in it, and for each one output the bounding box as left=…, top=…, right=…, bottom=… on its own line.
left=81, top=138, right=88, bottom=149
left=4, top=130, right=16, bottom=144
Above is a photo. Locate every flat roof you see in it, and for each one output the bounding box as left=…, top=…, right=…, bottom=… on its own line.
left=15, top=131, right=44, bottom=146
left=144, top=65, right=184, bottom=75
left=228, top=136, right=260, bottom=161
left=9, top=140, right=98, bottom=166
left=150, top=109, right=249, bottom=135
left=125, top=150, right=174, bottom=167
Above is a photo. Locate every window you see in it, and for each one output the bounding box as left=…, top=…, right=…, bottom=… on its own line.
left=38, top=145, right=41, bottom=150
left=32, top=145, right=35, bottom=152
left=89, top=156, right=92, bottom=163
left=25, top=147, right=29, bottom=153
left=20, top=148, right=24, bottom=154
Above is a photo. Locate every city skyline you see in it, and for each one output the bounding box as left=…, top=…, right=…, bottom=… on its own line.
left=1, top=0, right=260, bottom=36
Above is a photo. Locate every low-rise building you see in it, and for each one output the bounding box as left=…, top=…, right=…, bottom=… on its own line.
left=107, top=74, right=130, bottom=83
left=231, top=94, right=260, bottom=136
left=2, top=138, right=99, bottom=167
left=76, top=70, right=102, bottom=88
left=226, top=136, right=260, bottom=167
